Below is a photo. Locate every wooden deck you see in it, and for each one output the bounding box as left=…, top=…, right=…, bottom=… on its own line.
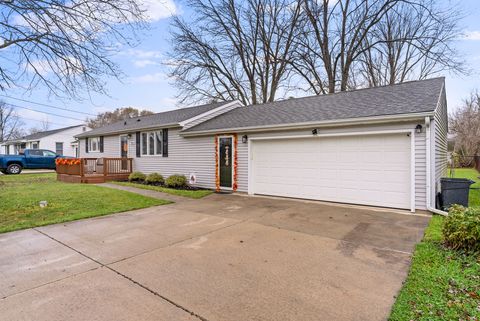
left=56, top=158, right=133, bottom=184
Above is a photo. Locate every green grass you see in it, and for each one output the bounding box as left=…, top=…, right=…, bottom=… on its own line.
left=389, top=215, right=480, bottom=321
left=0, top=173, right=170, bottom=233
left=112, top=181, right=214, bottom=199
left=448, top=168, right=480, bottom=207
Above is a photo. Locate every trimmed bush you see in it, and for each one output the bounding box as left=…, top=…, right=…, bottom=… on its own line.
left=165, top=174, right=188, bottom=188
left=145, top=173, right=164, bottom=185
left=443, top=205, right=480, bottom=254
left=128, top=171, right=146, bottom=182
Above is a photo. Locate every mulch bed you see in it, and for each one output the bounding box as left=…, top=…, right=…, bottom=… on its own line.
left=125, top=180, right=209, bottom=191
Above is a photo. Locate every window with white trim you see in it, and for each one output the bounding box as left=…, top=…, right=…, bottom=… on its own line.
left=89, top=137, right=100, bottom=152
left=141, top=130, right=162, bottom=155
left=55, top=142, right=63, bottom=155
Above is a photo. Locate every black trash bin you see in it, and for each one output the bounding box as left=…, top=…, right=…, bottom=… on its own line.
left=440, top=178, right=475, bottom=210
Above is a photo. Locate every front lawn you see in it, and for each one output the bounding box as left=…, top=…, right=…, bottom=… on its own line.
left=112, top=181, right=214, bottom=199
left=0, top=173, right=170, bottom=233
left=389, top=215, right=480, bottom=320
left=448, top=168, right=480, bottom=207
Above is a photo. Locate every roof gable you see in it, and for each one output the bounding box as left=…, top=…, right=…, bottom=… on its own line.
left=76, top=101, right=234, bottom=138
left=3, top=125, right=85, bottom=143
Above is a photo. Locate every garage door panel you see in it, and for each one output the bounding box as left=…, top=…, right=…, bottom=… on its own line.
left=252, top=134, right=411, bottom=209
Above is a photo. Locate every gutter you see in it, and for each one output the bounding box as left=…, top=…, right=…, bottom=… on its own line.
left=425, top=116, right=448, bottom=216
left=180, top=111, right=435, bottom=137
left=75, top=123, right=182, bottom=139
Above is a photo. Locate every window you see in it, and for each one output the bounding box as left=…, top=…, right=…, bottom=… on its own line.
left=141, top=130, right=162, bottom=156
left=43, top=150, right=56, bottom=157
left=141, top=133, right=147, bottom=155
left=89, top=137, right=100, bottom=152
left=155, top=131, right=162, bottom=155
left=55, top=142, right=63, bottom=155
left=29, top=150, right=43, bottom=156
left=31, top=142, right=39, bottom=149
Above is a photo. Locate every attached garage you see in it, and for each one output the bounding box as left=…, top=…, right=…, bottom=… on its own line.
left=250, top=132, right=413, bottom=210
left=180, top=77, right=448, bottom=213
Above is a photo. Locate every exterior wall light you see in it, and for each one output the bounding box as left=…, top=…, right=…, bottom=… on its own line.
left=242, top=135, right=248, bottom=143
left=312, top=129, right=318, bottom=135
left=127, top=133, right=132, bottom=139
left=415, top=124, right=422, bottom=134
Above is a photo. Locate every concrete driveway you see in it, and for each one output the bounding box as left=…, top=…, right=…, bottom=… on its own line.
left=0, top=194, right=430, bottom=321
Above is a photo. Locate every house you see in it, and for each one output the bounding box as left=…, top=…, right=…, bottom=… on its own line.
left=1, top=125, right=89, bottom=157
left=76, top=77, right=448, bottom=213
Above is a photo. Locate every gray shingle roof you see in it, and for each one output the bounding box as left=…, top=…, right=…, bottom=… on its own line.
left=3, top=125, right=84, bottom=143
left=184, top=77, right=445, bottom=133
left=76, top=101, right=232, bottom=138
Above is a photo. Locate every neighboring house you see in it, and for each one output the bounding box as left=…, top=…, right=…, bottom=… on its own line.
left=76, top=77, right=448, bottom=213
left=1, top=125, right=89, bottom=157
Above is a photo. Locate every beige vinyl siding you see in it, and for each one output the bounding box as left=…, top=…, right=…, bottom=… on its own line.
left=130, top=128, right=217, bottom=190
left=78, top=135, right=120, bottom=158
left=236, top=137, right=249, bottom=193
left=433, top=89, right=448, bottom=196
left=235, top=121, right=428, bottom=210
left=182, top=102, right=242, bottom=130
left=79, top=130, right=217, bottom=189
left=415, top=130, right=427, bottom=208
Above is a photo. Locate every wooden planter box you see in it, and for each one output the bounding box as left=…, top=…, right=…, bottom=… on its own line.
left=56, top=164, right=67, bottom=174
left=56, top=164, right=81, bottom=175
left=66, top=164, right=81, bottom=175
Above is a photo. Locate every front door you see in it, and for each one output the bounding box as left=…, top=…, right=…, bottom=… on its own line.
left=218, top=136, right=233, bottom=189
left=120, top=136, right=128, bottom=170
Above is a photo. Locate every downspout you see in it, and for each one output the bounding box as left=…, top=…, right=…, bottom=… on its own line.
left=425, top=116, right=448, bottom=216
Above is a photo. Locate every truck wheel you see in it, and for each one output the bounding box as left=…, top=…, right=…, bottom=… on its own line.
left=6, top=164, right=22, bottom=175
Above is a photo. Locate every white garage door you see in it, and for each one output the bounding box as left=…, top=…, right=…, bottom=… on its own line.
left=251, top=133, right=412, bottom=209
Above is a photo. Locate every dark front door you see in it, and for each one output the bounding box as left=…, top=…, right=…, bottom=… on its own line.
left=219, top=137, right=232, bottom=188
left=120, top=136, right=128, bottom=170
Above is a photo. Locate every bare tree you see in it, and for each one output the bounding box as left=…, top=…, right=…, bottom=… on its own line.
left=0, top=0, right=147, bottom=98
left=294, top=0, right=465, bottom=94
left=294, top=0, right=402, bottom=94
left=0, top=101, right=24, bottom=142
left=357, top=0, right=465, bottom=87
left=168, top=0, right=304, bottom=105
left=28, top=119, right=50, bottom=134
left=450, top=92, right=480, bottom=166
left=87, top=107, right=154, bottom=128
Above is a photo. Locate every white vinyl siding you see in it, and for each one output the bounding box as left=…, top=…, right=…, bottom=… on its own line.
left=1, top=125, right=87, bottom=157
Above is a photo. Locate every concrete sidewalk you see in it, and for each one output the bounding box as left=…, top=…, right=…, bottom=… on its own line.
left=98, top=182, right=194, bottom=203
left=0, top=194, right=430, bottom=321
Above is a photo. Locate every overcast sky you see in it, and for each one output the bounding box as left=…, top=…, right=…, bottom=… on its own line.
left=5, top=0, right=480, bottom=130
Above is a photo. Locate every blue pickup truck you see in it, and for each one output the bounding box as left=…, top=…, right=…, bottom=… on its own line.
left=0, top=149, right=60, bottom=174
